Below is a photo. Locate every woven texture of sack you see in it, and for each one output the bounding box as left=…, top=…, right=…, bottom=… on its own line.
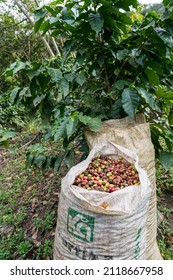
left=54, top=142, right=151, bottom=260
left=84, top=116, right=162, bottom=260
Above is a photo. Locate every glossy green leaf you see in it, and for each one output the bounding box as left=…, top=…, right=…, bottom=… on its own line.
left=64, top=150, right=75, bottom=169
left=47, top=68, right=62, bottom=82
left=34, top=18, right=45, bottom=33
left=66, top=117, right=79, bottom=140
left=76, top=73, right=86, bottom=86
left=5, top=61, right=30, bottom=76
left=137, top=87, right=159, bottom=111
left=54, top=119, right=68, bottom=141
left=88, top=13, right=104, bottom=32
left=116, top=49, right=129, bottom=61
left=121, top=88, right=139, bottom=119
left=40, top=20, right=50, bottom=35
left=113, top=80, right=127, bottom=90
left=34, top=9, right=46, bottom=21
left=60, top=78, right=69, bottom=97
left=145, top=68, right=159, bottom=86
left=33, top=94, right=46, bottom=107
left=78, top=115, right=102, bottom=132
left=10, top=87, right=21, bottom=103
left=34, top=9, right=47, bottom=32
left=54, top=154, right=64, bottom=171
left=155, top=27, right=173, bottom=47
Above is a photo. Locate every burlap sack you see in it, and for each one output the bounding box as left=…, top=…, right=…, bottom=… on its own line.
left=54, top=141, right=151, bottom=260
left=84, top=116, right=162, bottom=260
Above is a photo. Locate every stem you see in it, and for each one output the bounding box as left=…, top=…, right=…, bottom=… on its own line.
left=34, top=0, right=61, bottom=56
left=97, top=33, right=112, bottom=106
left=13, top=0, right=55, bottom=57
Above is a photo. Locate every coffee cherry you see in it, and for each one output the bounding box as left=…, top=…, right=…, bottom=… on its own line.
left=73, top=156, right=140, bottom=193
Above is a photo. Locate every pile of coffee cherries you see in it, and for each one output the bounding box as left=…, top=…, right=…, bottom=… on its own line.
left=73, top=155, right=140, bottom=193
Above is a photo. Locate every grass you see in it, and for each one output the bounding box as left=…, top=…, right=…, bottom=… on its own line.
left=156, top=161, right=173, bottom=259
left=0, top=131, right=63, bottom=259
left=0, top=129, right=173, bottom=259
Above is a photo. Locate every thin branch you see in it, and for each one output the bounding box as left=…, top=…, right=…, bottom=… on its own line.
left=13, top=0, right=55, bottom=57
left=34, top=0, right=61, bottom=56
left=18, top=132, right=40, bottom=150
left=0, top=19, right=26, bottom=31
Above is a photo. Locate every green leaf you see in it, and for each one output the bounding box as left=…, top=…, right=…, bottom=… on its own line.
left=34, top=18, right=45, bottom=33
left=163, top=0, right=170, bottom=6
left=33, top=155, right=46, bottom=167
left=40, top=20, right=50, bottom=35
left=34, top=9, right=46, bottom=22
left=113, top=80, right=127, bottom=90
left=44, top=5, right=59, bottom=17
left=27, top=144, right=47, bottom=154
left=78, top=115, right=102, bottom=132
left=64, top=150, right=75, bottom=169
left=117, top=13, right=132, bottom=25
left=54, top=119, right=68, bottom=141
left=116, top=0, right=138, bottom=10
left=47, top=68, right=62, bottom=82
left=5, top=61, right=30, bottom=76
left=163, top=0, right=173, bottom=8
left=33, top=94, right=46, bottom=107
left=61, top=7, right=75, bottom=23
left=66, top=117, right=79, bottom=140
left=26, top=153, right=35, bottom=169
left=135, top=54, right=146, bottom=67
left=110, top=99, right=123, bottom=118
left=97, top=53, right=105, bottom=66
left=137, top=87, right=159, bottom=111
left=159, top=151, right=173, bottom=170
left=88, top=13, right=104, bottom=32
left=34, top=9, right=47, bottom=32
left=116, top=49, right=129, bottom=61
left=10, top=87, right=20, bottom=103
left=168, top=111, right=173, bottom=125
left=0, top=130, right=16, bottom=142
left=59, top=78, right=69, bottom=97
left=54, top=154, right=64, bottom=171
left=155, top=27, right=173, bottom=47
left=4, top=62, right=16, bottom=76
left=121, top=88, right=139, bottom=119
left=76, top=73, right=86, bottom=86
left=42, top=156, right=53, bottom=171
left=13, top=61, right=30, bottom=74
left=145, top=67, right=159, bottom=86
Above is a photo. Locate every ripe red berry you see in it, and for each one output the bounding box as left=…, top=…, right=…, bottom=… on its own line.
left=73, top=155, right=140, bottom=193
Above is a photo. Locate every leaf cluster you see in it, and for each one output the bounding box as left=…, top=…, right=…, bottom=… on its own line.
left=3, top=0, right=173, bottom=169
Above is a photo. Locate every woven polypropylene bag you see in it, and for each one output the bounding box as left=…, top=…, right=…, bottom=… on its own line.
left=84, top=116, right=162, bottom=260
left=53, top=141, right=151, bottom=260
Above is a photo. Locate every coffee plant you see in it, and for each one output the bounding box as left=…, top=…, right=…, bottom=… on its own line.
left=3, top=0, right=173, bottom=170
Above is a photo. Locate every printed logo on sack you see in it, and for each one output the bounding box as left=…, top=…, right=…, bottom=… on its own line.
left=67, top=208, right=95, bottom=243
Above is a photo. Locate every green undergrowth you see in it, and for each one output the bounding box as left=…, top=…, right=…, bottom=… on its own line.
left=156, top=161, right=173, bottom=259
left=0, top=131, right=66, bottom=260
left=0, top=131, right=173, bottom=259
